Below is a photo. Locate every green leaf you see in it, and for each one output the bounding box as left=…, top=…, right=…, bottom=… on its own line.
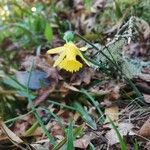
left=67, top=122, right=74, bottom=150
left=12, top=23, right=33, bottom=36
left=114, top=0, right=123, bottom=18
left=81, top=88, right=105, bottom=123
left=52, top=125, right=84, bottom=150
left=88, top=142, right=96, bottom=150
left=44, top=23, right=53, bottom=42
left=3, top=76, right=35, bottom=99
left=108, top=117, right=127, bottom=150
left=84, top=0, right=92, bottom=10
left=48, top=100, right=76, bottom=111
left=41, top=107, right=65, bottom=131
left=72, top=102, right=97, bottom=130
left=133, top=139, right=139, bottom=150
left=25, top=121, right=39, bottom=136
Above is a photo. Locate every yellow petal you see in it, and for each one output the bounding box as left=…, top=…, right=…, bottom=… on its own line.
left=53, top=51, right=66, bottom=67
left=65, top=47, right=77, bottom=60
left=47, top=47, right=66, bottom=54
left=64, top=42, right=78, bottom=51
left=59, top=59, right=82, bottom=72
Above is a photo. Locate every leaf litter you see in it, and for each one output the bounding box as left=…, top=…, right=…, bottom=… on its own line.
left=0, top=0, right=150, bottom=150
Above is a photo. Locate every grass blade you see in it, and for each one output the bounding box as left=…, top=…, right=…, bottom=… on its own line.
left=72, top=102, right=97, bottom=130
left=48, top=100, right=76, bottom=111
left=67, top=122, right=74, bottom=150
left=41, top=107, right=65, bottom=131
left=52, top=124, right=84, bottom=150
left=26, top=61, right=56, bottom=145
left=133, top=139, right=139, bottom=150
left=76, top=33, right=142, bottom=99
left=108, top=117, right=127, bottom=150
left=81, top=88, right=105, bottom=123
left=88, top=142, right=96, bottom=150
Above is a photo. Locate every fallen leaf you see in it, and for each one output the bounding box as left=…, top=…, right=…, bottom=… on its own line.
left=74, top=131, right=102, bottom=149
left=109, top=85, right=120, bottom=100
left=144, top=141, right=150, bottom=150
left=143, top=94, right=150, bottom=103
left=136, top=82, right=150, bottom=94
left=63, top=82, right=79, bottom=92
left=138, top=74, right=150, bottom=82
left=90, top=81, right=122, bottom=100
left=0, top=118, right=30, bottom=149
left=105, top=105, right=119, bottom=122
left=31, top=144, right=49, bottom=150
left=16, top=70, right=50, bottom=90
left=71, top=67, right=94, bottom=86
left=13, top=120, right=29, bottom=136
left=136, top=18, right=150, bottom=40
left=33, top=85, right=56, bottom=106
left=31, top=139, right=52, bottom=150
left=105, top=122, right=135, bottom=145
left=21, top=55, right=52, bottom=71
left=50, top=121, right=64, bottom=138
left=138, top=117, right=150, bottom=137
left=0, top=128, right=8, bottom=144
left=0, top=119, right=23, bottom=144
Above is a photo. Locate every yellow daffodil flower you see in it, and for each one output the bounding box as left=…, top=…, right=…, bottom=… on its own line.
left=47, top=42, right=90, bottom=72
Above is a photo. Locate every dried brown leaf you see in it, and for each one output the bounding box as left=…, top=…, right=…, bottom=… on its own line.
left=139, top=117, right=150, bottom=137
left=33, top=85, right=56, bottom=106
left=71, top=67, right=94, bottom=86
left=105, top=122, right=135, bottom=145
left=143, top=94, right=150, bottom=103
left=0, top=119, right=23, bottom=144
left=105, top=105, right=119, bottom=122
left=74, top=131, right=102, bottom=149
left=63, top=82, right=79, bottom=92
left=50, top=122, right=64, bottom=138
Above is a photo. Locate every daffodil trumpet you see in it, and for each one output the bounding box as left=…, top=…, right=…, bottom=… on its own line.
left=47, top=42, right=90, bottom=72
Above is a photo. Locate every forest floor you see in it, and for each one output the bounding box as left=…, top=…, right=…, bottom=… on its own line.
left=0, top=0, right=150, bottom=150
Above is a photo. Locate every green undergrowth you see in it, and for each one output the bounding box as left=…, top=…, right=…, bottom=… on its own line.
left=0, top=0, right=149, bottom=149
